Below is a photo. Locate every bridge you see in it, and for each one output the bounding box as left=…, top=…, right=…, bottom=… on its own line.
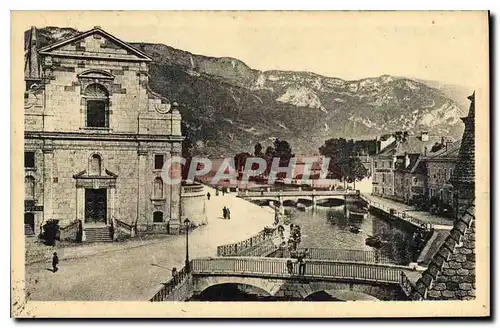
left=237, top=189, right=360, bottom=206
left=150, top=257, right=420, bottom=302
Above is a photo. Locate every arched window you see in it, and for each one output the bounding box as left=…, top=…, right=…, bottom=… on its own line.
left=153, top=177, right=164, bottom=199
left=153, top=211, right=164, bottom=223
left=84, top=83, right=109, bottom=128
left=89, top=154, right=102, bottom=176
left=25, top=176, right=35, bottom=200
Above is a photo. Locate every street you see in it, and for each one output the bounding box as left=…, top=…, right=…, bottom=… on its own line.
left=25, top=186, right=274, bottom=301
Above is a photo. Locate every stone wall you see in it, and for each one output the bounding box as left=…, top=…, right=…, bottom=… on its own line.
left=181, top=184, right=208, bottom=226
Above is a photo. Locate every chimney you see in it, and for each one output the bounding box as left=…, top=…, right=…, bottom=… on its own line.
left=420, top=131, right=429, bottom=142
left=441, top=136, right=445, bottom=145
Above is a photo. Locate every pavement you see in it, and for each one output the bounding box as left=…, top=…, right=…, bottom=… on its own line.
left=361, top=193, right=454, bottom=229
left=25, top=186, right=274, bottom=301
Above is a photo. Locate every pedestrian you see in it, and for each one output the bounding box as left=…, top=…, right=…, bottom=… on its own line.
left=298, top=256, right=306, bottom=275
left=52, top=252, right=59, bottom=273
left=223, top=206, right=227, bottom=219
left=171, top=267, right=178, bottom=284
left=227, top=208, right=231, bottom=220
left=222, top=188, right=226, bottom=196
left=216, top=189, right=219, bottom=196
left=207, top=192, right=211, bottom=200
left=286, top=259, right=294, bottom=274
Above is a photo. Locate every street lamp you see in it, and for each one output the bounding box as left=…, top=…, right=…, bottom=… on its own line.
left=184, top=218, right=191, bottom=272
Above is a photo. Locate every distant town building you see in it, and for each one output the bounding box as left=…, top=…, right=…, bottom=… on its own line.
left=24, top=26, right=184, bottom=236
left=393, top=153, right=426, bottom=204
left=425, top=140, right=461, bottom=207
left=371, top=131, right=443, bottom=200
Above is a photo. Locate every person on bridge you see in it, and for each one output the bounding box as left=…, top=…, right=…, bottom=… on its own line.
left=286, top=259, right=294, bottom=274
left=207, top=192, right=211, bottom=200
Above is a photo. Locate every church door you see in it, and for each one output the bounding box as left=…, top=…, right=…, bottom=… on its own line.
left=85, top=188, right=107, bottom=224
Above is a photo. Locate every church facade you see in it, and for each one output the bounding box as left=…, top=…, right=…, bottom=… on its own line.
left=24, top=26, right=184, bottom=236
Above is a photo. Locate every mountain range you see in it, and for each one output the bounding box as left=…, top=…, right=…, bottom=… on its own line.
left=28, top=27, right=470, bottom=157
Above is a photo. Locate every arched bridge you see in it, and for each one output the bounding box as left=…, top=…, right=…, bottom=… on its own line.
left=150, top=257, right=420, bottom=302
left=237, top=189, right=360, bottom=205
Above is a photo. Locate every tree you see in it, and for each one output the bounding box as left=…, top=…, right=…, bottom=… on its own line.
left=319, top=138, right=368, bottom=186
left=234, top=152, right=251, bottom=175
left=254, top=142, right=263, bottom=156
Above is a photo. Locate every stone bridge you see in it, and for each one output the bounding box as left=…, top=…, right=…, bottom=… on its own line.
left=237, top=189, right=360, bottom=206
left=150, top=257, right=420, bottom=302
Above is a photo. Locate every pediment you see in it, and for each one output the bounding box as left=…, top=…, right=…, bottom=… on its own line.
left=73, top=169, right=118, bottom=179
left=38, top=27, right=151, bottom=62
left=77, top=69, right=115, bottom=80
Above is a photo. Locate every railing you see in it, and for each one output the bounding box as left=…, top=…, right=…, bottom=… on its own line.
left=237, top=240, right=278, bottom=257
left=149, top=265, right=191, bottom=302
left=59, top=219, right=80, bottom=241
left=191, top=257, right=403, bottom=284
left=273, top=248, right=396, bottom=264
left=217, top=227, right=278, bottom=256
left=399, top=271, right=420, bottom=299
left=182, top=183, right=205, bottom=194
left=240, top=190, right=359, bottom=197
left=360, top=195, right=433, bottom=231
left=114, top=218, right=134, bottom=236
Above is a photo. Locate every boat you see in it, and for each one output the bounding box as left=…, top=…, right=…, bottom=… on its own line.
left=349, top=226, right=362, bottom=233
left=296, top=203, right=307, bottom=211
left=365, top=235, right=383, bottom=248
left=347, top=207, right=368, bottom=219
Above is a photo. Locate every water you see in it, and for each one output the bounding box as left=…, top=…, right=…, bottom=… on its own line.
left=288, top=203, right=417, bottom=264
left=189, top=201, right=418, bottom=301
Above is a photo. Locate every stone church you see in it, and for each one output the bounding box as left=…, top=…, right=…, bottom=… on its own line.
left=24, top=26, right=184, bottom=238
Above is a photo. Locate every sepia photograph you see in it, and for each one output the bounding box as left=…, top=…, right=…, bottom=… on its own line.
left=10, top=10, right=490, bottom=318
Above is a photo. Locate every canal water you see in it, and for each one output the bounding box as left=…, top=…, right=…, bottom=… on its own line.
left=287, top=203, right=417, bottom=265
left=189, top=201, right=418, bottom=302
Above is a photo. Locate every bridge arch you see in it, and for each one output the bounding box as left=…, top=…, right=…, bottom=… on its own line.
left=298, top=281, right=387, bottom=301
left=304, top=289, right=380, bottom=301
left=193, top=276, right=276, bottom=298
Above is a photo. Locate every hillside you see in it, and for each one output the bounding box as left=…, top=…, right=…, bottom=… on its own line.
left=28, top=27, right=469, bottom=157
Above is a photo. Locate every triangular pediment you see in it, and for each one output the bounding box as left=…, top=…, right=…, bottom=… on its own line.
left=38, top=27, right=151, bottom=62
left=73, top=169, right=118, bottom=179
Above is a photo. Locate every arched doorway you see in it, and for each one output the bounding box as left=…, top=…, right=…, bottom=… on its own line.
left=24, top=212, right=35, bottom=235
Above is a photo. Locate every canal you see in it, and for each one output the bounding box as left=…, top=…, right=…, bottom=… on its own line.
left=287, top=203, right=418, bottom=265
left=189, top=200, right=420, bottom=302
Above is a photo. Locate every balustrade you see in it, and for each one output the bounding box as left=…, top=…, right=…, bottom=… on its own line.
left=191, top=257, right=403, bottom=283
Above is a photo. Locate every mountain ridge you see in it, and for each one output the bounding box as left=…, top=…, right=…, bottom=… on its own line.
left=28, top=27, right=469, bottom=156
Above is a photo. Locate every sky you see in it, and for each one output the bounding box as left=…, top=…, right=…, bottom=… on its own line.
left=15, top=11, right=488, bottom=89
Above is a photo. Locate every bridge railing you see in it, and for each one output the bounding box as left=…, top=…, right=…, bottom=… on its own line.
left=217, top=227, right=278, bottom=257
left=272, top=248, right=396, bottom=264
left=191, top=257, right=403, bottom=284
left=149, top=265, right=190, bottom=302
left=360, top=195, right=433, bottom=231
left=239, top=190, right=359, bottom=197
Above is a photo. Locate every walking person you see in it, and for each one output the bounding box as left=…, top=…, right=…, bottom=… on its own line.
left=52, top=252, right=59, bottom=273
left=227, top=208, right=231, bottom=220
left=223, top=206, right=227, bottom=219
left=171, top=267, right=178, bottom=284
left=286, top=259, right=294, bottom=274
left=207, top=192, right=211, bottom=200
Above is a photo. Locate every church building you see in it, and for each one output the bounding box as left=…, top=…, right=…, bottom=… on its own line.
left=24, top=26, right=184, bottom=238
